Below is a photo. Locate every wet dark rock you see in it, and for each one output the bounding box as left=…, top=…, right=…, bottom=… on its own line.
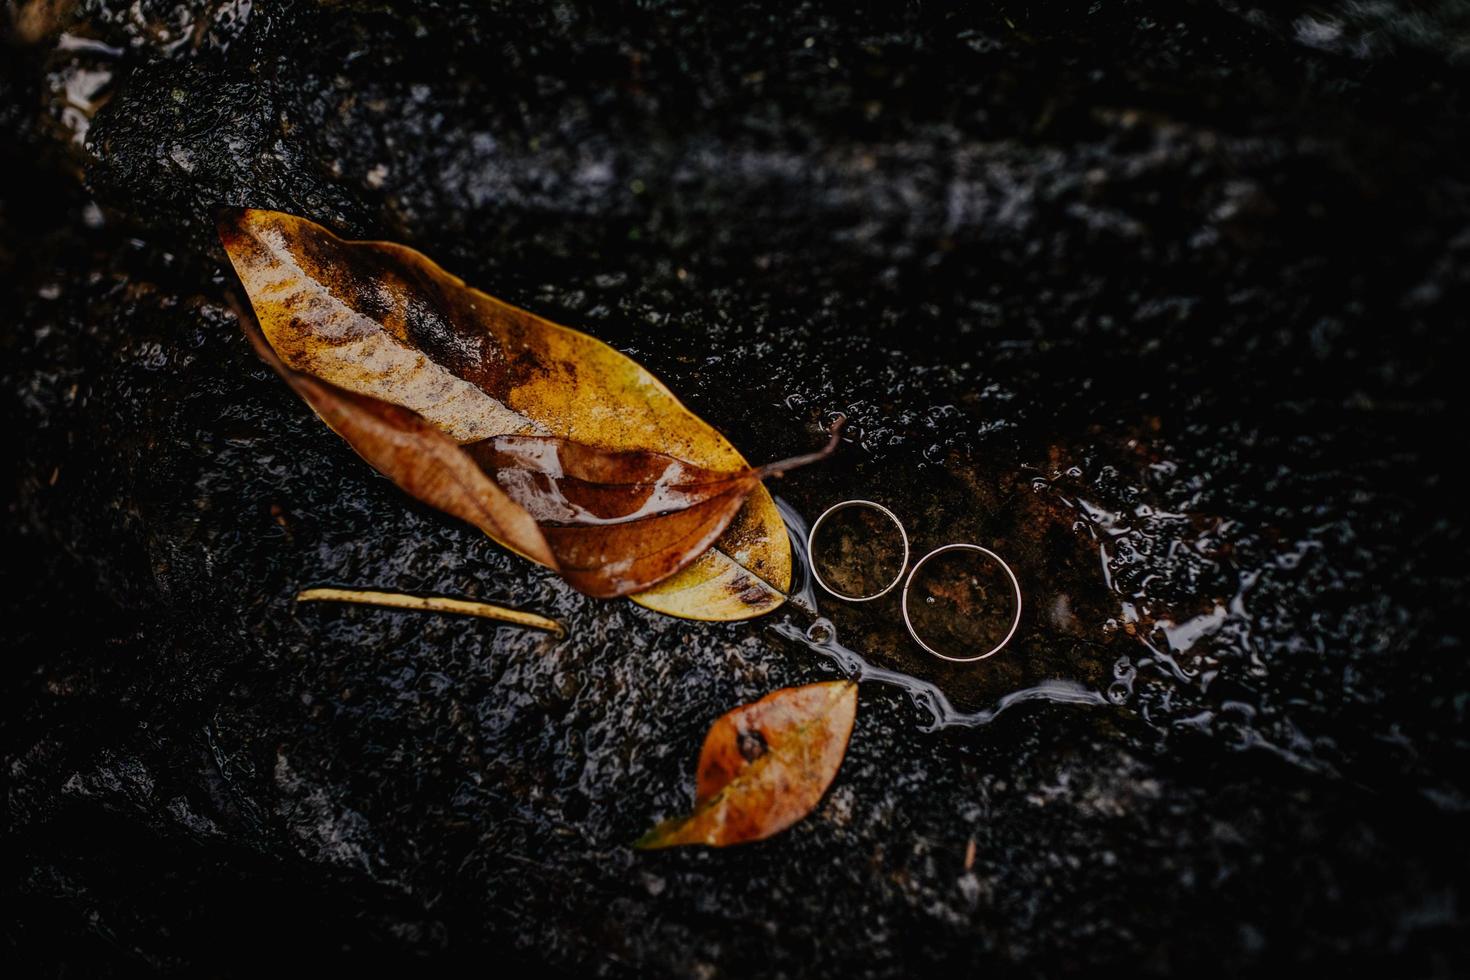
left=4, top=1, right=1468, bottom=975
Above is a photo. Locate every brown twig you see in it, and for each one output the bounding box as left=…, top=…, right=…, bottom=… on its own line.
left=297, top=587, right=565, bottom=637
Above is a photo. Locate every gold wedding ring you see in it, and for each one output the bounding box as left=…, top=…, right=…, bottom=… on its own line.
left=806, top=500, right=910, bottom=602
left=901, top=544, right=1022, bottom=663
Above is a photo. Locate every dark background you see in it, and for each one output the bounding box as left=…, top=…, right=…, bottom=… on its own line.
left=4, top=1, right=1468, bottom=976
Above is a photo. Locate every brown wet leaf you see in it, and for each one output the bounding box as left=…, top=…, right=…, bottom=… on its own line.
left=220, top=208, right=836, bottom=607
left=635, top=680, right=858, bottom=849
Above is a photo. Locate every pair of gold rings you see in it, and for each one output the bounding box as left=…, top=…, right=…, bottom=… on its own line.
left=806, top=500, right=1022, bottom=663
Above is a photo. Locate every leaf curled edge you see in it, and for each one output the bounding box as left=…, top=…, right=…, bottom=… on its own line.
left=636, top=680, right=858, bottom=849
left=228, top=295, right=559, bottom=570
left=465, top=422, right=842, bottom=599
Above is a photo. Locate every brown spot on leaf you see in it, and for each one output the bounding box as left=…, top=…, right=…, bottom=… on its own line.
left=737, top=728, right=767, bottom=763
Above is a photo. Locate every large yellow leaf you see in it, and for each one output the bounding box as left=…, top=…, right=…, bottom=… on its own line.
left=219, top=208, right=791, bottom=619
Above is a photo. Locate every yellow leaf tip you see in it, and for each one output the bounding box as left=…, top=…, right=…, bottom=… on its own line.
left=632, top=821, right=678, bottom=851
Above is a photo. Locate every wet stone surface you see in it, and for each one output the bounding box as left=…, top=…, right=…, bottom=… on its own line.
left=4, top=1, right=1469, bottom=976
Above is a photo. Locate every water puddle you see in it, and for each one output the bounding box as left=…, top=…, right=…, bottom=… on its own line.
left=767, top=426, right=1358, bottom=782
left=770, top=497, right=1110, bottom=731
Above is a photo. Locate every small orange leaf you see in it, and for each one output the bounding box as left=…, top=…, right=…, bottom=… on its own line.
left=636, top=680, right=858, bottom=849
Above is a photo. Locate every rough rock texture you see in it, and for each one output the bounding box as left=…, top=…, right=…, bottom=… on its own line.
left=4, top=1, right=1468, bottom=975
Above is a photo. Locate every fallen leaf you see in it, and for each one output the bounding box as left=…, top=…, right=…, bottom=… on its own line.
left=220, top=208, right=806, bottom=618
left=636, top=680, right=858, bottom=848
left=230, top=290, right=835, bottom=599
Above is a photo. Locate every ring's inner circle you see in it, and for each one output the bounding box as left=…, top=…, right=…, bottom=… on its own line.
left=906, top=549, right=1017, bottom=659
left=810, top=505, right=905, bottom=598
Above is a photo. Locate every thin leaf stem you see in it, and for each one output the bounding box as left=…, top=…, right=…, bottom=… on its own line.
left=757, top=415, right=847, bottom=479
